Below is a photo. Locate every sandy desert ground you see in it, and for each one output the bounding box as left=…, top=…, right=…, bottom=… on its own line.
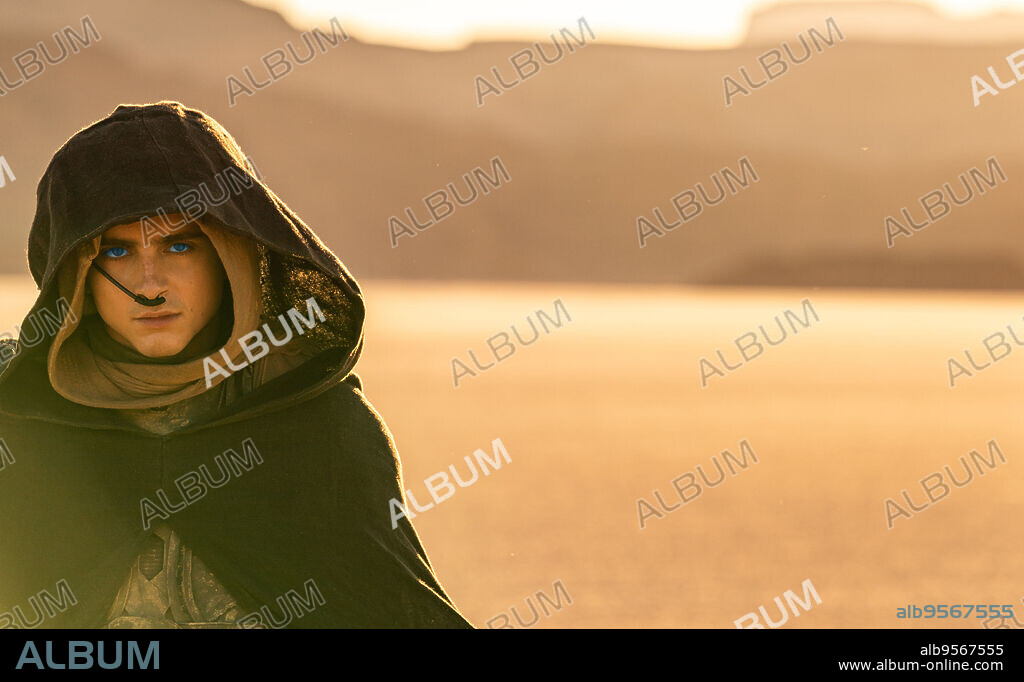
left=2, top=276, right=1020, bottom=628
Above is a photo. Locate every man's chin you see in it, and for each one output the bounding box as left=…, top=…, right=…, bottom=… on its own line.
left=128, top=335, right=193, bottom=359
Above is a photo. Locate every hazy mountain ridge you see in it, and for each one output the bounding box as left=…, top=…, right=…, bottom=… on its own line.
left=0, top=0, right=1021, bottom=289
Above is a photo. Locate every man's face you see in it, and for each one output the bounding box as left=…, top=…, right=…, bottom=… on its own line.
left=86, top=216, right=227, bottom=358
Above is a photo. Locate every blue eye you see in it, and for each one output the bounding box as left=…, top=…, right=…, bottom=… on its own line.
left=103, top=246, right=128, bottom=259
left=169, top=243, right=191, bottom=253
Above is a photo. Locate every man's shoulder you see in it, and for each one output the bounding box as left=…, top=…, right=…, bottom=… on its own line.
left=316, top=372, right=399, bottom=459
left=286, top=370, right=385, bottom=436
left=322, top=372, right=387, bottom=436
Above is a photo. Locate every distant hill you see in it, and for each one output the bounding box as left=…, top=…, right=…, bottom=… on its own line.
left=744, top=1, right=1024, bottom=45
left=0, top=0, right=1022, bottom=289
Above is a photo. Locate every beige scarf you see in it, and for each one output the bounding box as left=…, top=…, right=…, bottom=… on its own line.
left=48, top=220, right=302, bottom=410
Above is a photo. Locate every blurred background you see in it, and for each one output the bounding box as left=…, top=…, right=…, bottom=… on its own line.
left=1, top=0, right=1022, bottom=628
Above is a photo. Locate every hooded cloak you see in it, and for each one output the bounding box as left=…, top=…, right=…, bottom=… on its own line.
left=0, top=101, right=473, bottom=628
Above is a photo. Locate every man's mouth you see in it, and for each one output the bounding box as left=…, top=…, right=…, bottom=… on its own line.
left=134, top=312, right=181, bottom=328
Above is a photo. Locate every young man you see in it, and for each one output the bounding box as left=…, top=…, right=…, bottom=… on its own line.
left=0, top=101, right=473, bottom=628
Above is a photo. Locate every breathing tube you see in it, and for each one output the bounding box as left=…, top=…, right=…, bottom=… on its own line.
left=91, top=264, right=167, bottom=307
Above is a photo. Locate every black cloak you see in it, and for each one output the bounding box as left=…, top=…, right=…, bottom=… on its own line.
left=0, top=101, right=474, bottom=628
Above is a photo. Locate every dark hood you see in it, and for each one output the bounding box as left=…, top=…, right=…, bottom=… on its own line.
left=0, top=100, right=366, bottom=431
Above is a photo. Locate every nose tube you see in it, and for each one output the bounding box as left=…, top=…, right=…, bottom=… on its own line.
left=91, top=263, right=166, bottom=307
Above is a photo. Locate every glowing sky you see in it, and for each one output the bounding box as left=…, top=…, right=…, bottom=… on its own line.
left=241, top=0, right=1024, bottom=49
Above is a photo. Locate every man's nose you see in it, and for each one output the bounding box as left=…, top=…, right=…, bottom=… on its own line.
left=132, top=257, right=170, bottom=301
